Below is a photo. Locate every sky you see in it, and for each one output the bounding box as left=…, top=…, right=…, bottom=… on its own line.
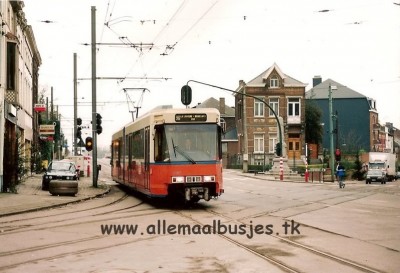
left=22, top=0, right=400, bottom=149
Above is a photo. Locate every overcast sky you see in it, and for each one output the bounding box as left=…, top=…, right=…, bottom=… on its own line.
left=23, top=0, right=400, bottom=148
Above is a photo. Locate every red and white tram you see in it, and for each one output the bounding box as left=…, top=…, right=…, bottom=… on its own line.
left=111, top=107, right=224, bottom=202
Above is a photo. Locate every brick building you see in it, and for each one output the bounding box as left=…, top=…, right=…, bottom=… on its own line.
left=235, top=63, right=307, bottom=169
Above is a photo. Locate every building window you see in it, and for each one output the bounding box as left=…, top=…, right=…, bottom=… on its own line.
left=288, top=98, right=300, bottom=117
left=254, top=134, right=264, bottom=153
left=270, top=76, right=279, bottom=88
left=269, top=97, right=279, bottom=117
left=7, top=42, right=17, bottom=90
left=254, top=97, right=264, bottom=117
left=220, top=118, right=226, bottom=133
left=268, top=134, right=277, bottom=153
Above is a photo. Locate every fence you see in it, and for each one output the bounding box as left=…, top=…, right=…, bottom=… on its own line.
left=226, top=153, right=274, bottom=171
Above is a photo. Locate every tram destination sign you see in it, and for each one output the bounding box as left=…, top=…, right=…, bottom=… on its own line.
left=175, top=113, right=207, bottom=122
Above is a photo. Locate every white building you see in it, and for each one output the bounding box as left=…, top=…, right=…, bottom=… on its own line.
left=0, top=0, right=41, bottom=191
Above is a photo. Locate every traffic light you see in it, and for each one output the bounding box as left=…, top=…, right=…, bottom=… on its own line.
left=181, top=85, right=192, bottom=106
left=76, top=117, right=82, bottom=139
left=335, top=148, right=341, bottom=162
left=85, top=136, right=93, bottom=152
left=96, top=113, right=102, bottom=135
left=275, top=142, right=282, bottom=157
left=76, top=126, right=82, bottom=139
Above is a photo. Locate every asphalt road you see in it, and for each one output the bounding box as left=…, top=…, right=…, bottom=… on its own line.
left=0, top=167, right=399, bottom=272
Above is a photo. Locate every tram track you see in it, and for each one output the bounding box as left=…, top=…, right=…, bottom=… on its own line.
left=0, top=233, right=162, bottom=271
left=0, top=187, right=152, bottom=234
left=174, top=206, right=382, bottom=273
left=0, top=191, right=129, bottom=225
left=1, top=178, right=396, bottom=272
left=0, top=192, right=170, bottom=270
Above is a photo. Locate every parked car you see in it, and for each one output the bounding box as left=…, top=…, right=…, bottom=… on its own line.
left=396, top=171, right=400, bottom=180
left=42, top=161, right=79, bottom=195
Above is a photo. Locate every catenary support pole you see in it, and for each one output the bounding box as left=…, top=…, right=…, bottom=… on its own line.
left=91, top=6, right=98, bottom=187
left=73, top=53, right=78, bottom=156
left=329, top=84, right=335, bottom=182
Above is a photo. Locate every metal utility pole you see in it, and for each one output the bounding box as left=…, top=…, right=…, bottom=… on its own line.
left=73, top=53, right=78, bottom=155
left=335, top=110, right=339, bottom=149
left=328, top=83, right=336, bottom=182
left=91, top=6, right=98, bottom=187
left=242, top=82, right=248, bottom=173
left=51, top=87, right=54, bottom=160
left=46, top=97, right=49, bottom=121
left=51, top=87, right=54, bottom=121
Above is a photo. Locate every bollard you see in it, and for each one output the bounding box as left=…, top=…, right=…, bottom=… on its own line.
left=87, top=164, right=90, bottom=177
left=279, top=157, right=283, bottom=181
left=305, top=162, right=309, bottom=182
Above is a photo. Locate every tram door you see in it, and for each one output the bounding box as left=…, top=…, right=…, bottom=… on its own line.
left=124, top=133, right=129, bottom=182
left=119, top=128, right=126, bottom=182
left=127, top=133, right=132, bottom=183
left=144, top=127, right=150, bottom=189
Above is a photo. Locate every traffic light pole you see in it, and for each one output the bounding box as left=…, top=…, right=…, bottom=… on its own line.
left=91, top=6, right=98, bottom=187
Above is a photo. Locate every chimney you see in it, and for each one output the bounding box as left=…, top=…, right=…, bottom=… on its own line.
left=219, top=97, right=226, bottom=115
left=313, top=75, right=322, bottom=87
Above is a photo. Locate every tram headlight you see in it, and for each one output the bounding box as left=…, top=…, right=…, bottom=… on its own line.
left=172, top=176, right=185, bottom=183
left=203, top=175, right=215, bottom=182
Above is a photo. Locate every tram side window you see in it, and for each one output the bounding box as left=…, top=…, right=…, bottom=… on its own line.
left=125, top=134, right=129, bottom=166
left=154, top=125, right=169, bottom=162
left=112, top=139, right=121, bottom=167
left=132, top=129, right=145, bottom=159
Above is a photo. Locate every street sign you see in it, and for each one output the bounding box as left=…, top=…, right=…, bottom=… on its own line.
left=39, top=135, right=54, bottom=141
left=39, top=124, right=55, bottom=135
left=34, top=104, right=46, bottom=112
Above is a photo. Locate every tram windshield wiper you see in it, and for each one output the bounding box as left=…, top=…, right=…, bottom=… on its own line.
left=171, top=139, right=196, bottom=164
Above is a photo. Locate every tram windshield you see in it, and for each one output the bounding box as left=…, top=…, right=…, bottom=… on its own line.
left=154, top=124, right=220, bottom=163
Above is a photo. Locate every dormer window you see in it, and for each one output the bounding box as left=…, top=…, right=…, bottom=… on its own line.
left=270, top=76, right=279, bottom=88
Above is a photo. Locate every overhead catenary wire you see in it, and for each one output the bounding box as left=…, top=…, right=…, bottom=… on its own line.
left=77, top=0, right=221, bottom=124
left=141, top=0, right=220, bottom=77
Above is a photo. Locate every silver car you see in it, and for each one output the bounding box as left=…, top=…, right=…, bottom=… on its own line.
left=42, top=161, right=79, bottom=195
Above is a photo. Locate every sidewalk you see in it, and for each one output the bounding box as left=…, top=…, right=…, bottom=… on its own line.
left=0, top=174, right=110, bottom=217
